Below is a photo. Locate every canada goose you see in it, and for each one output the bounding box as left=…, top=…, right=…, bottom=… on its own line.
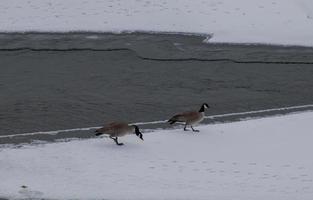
left=95, top=122, right=143, bottom=145
left=168, top=103, right=210, bottom=132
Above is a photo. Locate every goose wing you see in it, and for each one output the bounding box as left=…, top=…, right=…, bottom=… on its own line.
left=95, top=122, right=129, bottom=134
left=169, top=111, right=199, bottom=122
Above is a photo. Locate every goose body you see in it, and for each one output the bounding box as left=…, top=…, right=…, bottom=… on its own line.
left=95, top=122, right=143, bottom=145
left=170, top=111, right=205, bottom=125
left=168, top=103, right=209, bottom=132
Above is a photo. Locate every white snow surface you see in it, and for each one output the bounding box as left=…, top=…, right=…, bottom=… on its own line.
left=1, top=112, right=313, bottom=199
left=1, top=0, right=313, bottom=46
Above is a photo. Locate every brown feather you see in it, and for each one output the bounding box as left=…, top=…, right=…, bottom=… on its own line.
left=169, top=111, right=204, bottom=125
left=95, top=122, right=132, bottom=137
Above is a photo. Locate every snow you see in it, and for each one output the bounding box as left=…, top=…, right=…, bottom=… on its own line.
left=1, top=112, right=313, bottom=199
left=0, top=0, right=313, bottom=46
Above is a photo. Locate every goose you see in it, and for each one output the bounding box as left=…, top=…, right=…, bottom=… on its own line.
left=95, top=122, right=143, bottom=145
left=168, top=103, right=209, bottom=132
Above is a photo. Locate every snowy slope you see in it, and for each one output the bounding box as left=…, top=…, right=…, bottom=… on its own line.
left=1, top=0, right=313, bottom=46
left=1, top=112, right=313, bottom=199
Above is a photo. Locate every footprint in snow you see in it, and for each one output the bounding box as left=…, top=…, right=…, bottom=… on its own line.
left=301, top=179, right=313, bottom=182
left=298, top=166, right=305, bottom=170
left=18, top=186, right=43, bottom=199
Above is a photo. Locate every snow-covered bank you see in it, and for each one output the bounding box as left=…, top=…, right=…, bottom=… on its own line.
left=1, top=112, right=313, bottom=199
left=0, top=0, right=313, bottom=46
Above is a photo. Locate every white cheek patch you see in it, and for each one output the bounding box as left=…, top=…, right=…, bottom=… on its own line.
left=204, top=105, right=208, bottom=108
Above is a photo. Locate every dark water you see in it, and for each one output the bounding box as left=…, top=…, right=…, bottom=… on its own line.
left=1, top=32, right=313, bottom=144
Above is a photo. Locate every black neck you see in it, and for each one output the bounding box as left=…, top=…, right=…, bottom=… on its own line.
left=133, top=125, right=140, bottom=134
left=199, top=105, right=205, bottom=112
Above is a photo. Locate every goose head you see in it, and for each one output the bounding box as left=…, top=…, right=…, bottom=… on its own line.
left=199, top=103, right=210, bottom=112
left=132, top=125, right=144, bottom=141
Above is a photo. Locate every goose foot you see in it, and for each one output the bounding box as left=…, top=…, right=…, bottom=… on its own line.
left=110, top=136, right=124, bottom=146
left=184, top=124, right=190, bottom=131
left=191, top=126, right=200, bottom=132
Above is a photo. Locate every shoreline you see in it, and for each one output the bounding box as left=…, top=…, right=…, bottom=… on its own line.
left=1, top=31, right=313, bottom=48
left=1, top=104, right=313, bottom=145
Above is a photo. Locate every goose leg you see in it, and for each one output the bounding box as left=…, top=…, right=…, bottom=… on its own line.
left=184, top=123, right=189, bottom=131
left=191, top=126, right=199, bottom=132
left=110, top=136, right=124, bottom=145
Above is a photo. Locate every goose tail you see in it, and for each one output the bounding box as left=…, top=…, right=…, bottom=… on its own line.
left=95, top=129, right=104, bottom=136
left=168, top=119, right=176, bottom=124
left=168, top=115, right=180, bottom=125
